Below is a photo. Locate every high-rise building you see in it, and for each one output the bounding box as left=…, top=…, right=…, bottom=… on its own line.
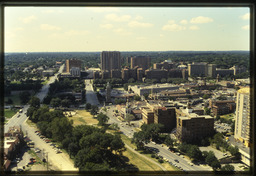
left=101, top=51, right=121, bottom=71
left=234, top=88, right=250, bottom=147
left=131, top=56, right=151, bottom=70
left=207, top=64, right=217, bottom=77
left=188, top=62, right=208, bottom=77
left=66, top=59, right=82, bottom=73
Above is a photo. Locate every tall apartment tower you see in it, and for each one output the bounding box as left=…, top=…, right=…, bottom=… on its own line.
left=131, top=56, right=151, bottom=70
left=101, top=51, right=121, bottom=71
left=234, top=88, right=250, bottom=147
left=66, top=59, right=82, bottom=73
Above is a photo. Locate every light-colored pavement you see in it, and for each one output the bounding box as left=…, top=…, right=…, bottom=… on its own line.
left=22, top=123, right=78, bottom=171
left=199, top=146, right=229, bottom=160
left=85, top=79, right=100, bottom=106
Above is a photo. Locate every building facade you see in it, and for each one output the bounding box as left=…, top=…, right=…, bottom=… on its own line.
left=66, top=59, right=82, bottom=73
left=234, top=88, right=250, bottom=147
left=101, top=51, right=121, bottom=71
left=176, top=114, right=214, bottom=143
left=131, top=56, right=151, bottom=70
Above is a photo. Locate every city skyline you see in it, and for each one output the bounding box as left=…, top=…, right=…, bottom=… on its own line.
left=5, top=7, right=249, bottom=52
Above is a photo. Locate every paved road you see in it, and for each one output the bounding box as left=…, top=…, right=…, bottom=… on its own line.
left=85, top=79, right=100, bottom=106
left=146, top=143, right=212, bottom=171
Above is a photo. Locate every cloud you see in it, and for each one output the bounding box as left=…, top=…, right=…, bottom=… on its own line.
left=189, top=25, right=199, bottom=30
left=41, top=9, right=64, bottom=14
left=100, top=24, right=113, bottom=29
left=180, top=20, right=188, bottom=25
left=14, top=27, right=24, bottom=31
left=19, top=15, right=37, bottom=23
left=240, top=13, right=250, bottom=20
left=242, top=25, right=249, bottom=30
left=135, top=16, right=143, bottom=20
left=162, top=23, right=186, bottom=31
left=86, top=7, right=120, bottom=13
left=136, top=37, right=147, bottom=40
left=160, top=34, right=164, bottom=37
left=113, top=28, right=132, bottom=35
left=190, top=16, right=213, bottom=24
left=105, top=13, right=131, bottom=22
left=40, top=24, right=61, bottom=31
left=128, top=21, right=153, bottom=28
left=168, top=20, right=176, bottom=24
left=64, top=30, right=90, bottom=36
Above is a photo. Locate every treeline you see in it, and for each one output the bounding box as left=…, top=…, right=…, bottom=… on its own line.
left=4, top=80, right=43, bottom=96
left=26, top=97, right=131, bottom=171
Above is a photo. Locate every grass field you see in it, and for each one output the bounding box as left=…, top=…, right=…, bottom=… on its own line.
left=123, top=147, right=162, bottom=171
left=67, top=110, right=98, bottom=126
left=220, top=113, right=235, bottom=120
left=4, top=109, right=18, bottom=118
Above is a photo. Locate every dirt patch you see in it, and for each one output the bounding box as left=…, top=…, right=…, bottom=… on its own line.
left=67, top=110, right=98, bottom=126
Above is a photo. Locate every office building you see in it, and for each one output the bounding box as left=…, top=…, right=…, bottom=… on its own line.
left=234, top=88, right=250, bottom=147
left=131, top=56, right=151, bottom=70
left=145, top=69, right=168, bottom=80
left=154, top=107, right=176, bottom=132
left=66, top=59, right=82, bottom=73
left=188, top=62, right=208, bottom=77
left=176, top=114, right=214, bottom=143
left=101, top=51, right=121, bottom=71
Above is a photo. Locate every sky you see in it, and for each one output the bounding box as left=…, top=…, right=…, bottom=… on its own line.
left=5, top=7, right=250, bottom=52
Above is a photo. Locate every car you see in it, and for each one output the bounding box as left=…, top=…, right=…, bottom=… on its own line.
left=17, top=168, right=24, bottom=172
left=174, top=159, right=179, bottom=163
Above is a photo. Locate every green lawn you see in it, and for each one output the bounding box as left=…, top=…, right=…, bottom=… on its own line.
left=220, top=113, right=235, bottom=120
left=4, top=109, right=18, bottom=118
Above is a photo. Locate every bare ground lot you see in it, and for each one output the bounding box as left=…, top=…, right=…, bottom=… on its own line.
left=65, top=110, right=98, bottom=126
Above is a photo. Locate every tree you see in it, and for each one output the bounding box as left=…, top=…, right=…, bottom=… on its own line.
left=19, top=91, right=31, bottom=104
left=228, top=146, right=240, bottom=159
left=221, top=164, right=235, bottom=172
left=128, top=78, right=135, bottom=83
left=143, top=93, right=149, bottom=100
left=90, top=105, right=99, bottom=115
left=29, top=96, right=40, bottom=109
left=85, top=103, right=92, bottom=110
left=110, top=135, right=125, bottom=154
left=61, top=99, right=70, bottom=108
left=187, top=145, right=202, bottom=161
left=204, top=107, right=211, bottom=115
left=50, top=98, right=61, bottom=109
left=164, top=135, right=174, bottom=149
left=97, top=113, right=109, bottom=126
left=132, top=131, right=147, bottom=150
left=134, top=95, right=141, bottom=101
left=202, top=94, right=210, bottom=99
left=211, top=160, right=221, bottom=170
left=125, top=113, right=135, bottom=126
left=161, top=78, right=167, bottom=83
left=51, top=117, right=73, bottom=142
